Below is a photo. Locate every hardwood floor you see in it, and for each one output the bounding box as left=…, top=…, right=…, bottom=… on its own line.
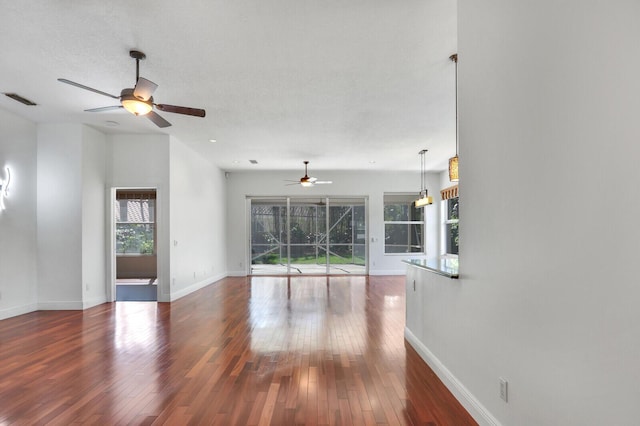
left=0, top=276, right=476, bottom=425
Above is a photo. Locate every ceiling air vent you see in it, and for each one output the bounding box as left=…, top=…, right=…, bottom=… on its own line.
left=249, top=160, right=258, bottom=164
left=4, top=93, right=37, bottom=106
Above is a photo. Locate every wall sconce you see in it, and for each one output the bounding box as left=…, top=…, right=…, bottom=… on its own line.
left=0, top=167, right=11, bottom=211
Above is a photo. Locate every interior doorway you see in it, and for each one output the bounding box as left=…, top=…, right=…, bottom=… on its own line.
left=114, top=189, right=158, bottom=301
left=249, top=197, right=367, bottom=275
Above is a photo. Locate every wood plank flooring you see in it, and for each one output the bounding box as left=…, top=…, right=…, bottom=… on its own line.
left=0, top=275, right=476, bottom=425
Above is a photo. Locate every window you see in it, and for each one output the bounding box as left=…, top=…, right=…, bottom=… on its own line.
left=115, top=191, right=156, bottom=255
left=383, top=193, right=424, bottom=254
left=444, top=196, right=459, bottom=256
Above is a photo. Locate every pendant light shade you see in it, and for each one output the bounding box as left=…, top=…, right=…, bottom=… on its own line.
left=448, top=155, right=458, bottom=182
left=449, top=53, right=459, bottom=182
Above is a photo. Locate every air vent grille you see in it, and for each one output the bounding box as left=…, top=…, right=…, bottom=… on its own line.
left=4, top=93, right=37, bottom=106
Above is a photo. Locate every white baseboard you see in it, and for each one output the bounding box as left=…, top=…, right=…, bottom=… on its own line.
left=369, top=269, right=406, bottom=276
left=83, top=297, right=107, bottom=309
left=37, top=301, right=84, bottom=310
left=169, top=272, right=228, bottom=301
left=404, top=328, right=501, bottom=426
left=0, top=302, right=38, bottom=320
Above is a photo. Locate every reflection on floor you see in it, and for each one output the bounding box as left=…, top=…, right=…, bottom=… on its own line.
left=251, top=263, right=366, bottom=275
left=116, top=278, right=157, bottom=301
left=0, top=275, right=476, bottom=424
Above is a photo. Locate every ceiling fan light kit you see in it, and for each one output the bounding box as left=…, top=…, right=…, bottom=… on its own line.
left=57, top=49, right=205, bottom=128
left=120, top=88, right=153, bottom=115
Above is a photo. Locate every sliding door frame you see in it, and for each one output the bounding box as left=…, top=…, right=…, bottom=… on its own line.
left=247, top=196, right=368, bottom=275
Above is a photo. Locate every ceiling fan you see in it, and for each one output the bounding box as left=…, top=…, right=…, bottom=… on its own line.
left=58, top=50, right=205, bottom=128
left=287, top=161, right=332, bottom=187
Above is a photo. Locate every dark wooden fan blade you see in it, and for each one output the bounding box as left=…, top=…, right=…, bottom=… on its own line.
left=156, top=104, right=206, bottom=117
left=58, top=78, right=120, bottom=99
left=133, top=77, right=157, bottom=101
left=84, top=105, right=123, bottom=112
left=146, top=111, right=171, bottom=128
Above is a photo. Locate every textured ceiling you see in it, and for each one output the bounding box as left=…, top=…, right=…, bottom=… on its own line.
left=0, top=1, right=457, bottom=173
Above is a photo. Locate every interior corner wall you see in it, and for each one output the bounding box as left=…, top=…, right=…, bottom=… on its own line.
left=416, top=2, right=640, bottom=425
left=0, top=107, right=38, bottom=320
left=225, top=170, right=439, bottom=276
left=36, top=124, right=84, bottom=309
left=169, top=138, right=227, bottom=300
left=108, top=134, right=171, bottom=301
left=81, top=126, right=107, bottom=309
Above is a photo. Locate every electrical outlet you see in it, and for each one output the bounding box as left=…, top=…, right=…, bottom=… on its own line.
left=499, top=378, right=508, bottom=402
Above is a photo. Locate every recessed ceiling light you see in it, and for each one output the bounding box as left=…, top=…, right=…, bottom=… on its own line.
left=209, top=139, right=217, bottom=143
left=232, top=160, right=239, bottom=164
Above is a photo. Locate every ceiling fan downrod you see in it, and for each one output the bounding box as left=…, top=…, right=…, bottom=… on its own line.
left=130, top=50, right=146, bottom=83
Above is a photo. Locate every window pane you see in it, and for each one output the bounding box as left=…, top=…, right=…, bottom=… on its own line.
left=447, top=197, right=459, bottom=221
left=384, top=223, right=424, bottom=253
left=446, top=222, right=459, bottom=255
left=116, top=223, right=155, bottom=254
left=251, top=205, right=287, bottom=265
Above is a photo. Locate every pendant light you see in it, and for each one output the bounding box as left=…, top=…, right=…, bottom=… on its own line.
left=415, top=149, right=433, bottom=207
left=449, top=53, right=459, bottom=182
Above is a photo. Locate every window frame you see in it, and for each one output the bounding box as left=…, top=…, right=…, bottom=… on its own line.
left=383, top=193, right=426, bottom=255
left=441, top=196, right=459, bottom=258
left=115, top=191, right=157, bottom=256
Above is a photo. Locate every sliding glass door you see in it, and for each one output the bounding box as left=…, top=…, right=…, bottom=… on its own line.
left=250, top=197, right=367, bottom=275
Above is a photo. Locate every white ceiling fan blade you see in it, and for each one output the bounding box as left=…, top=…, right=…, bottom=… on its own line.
left=314, top=181, right=332, bottom=184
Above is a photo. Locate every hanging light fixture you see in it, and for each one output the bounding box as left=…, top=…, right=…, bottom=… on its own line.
left=449, top=53, right=459, bottom=182
left=415, top=149, right=433, bottom=207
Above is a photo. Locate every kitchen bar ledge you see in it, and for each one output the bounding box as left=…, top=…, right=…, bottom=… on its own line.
left=403, top=258, right=459, bottom=279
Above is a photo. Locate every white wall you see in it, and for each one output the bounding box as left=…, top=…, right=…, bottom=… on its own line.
left=408, top=2, right=640, bottom=425
left=169, top=137, right=227, bottom=300
left=225, top=170, right=440, bottom=275
left=0, top=107, right=38, bottom=319
left=37, top=124, right=108, bottom=310
left=108, top=134, right=171, bottom=301
left=37, top=124, right=84, bottom=309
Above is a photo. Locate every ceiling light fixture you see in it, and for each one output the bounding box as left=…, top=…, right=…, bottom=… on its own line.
left=415, top=149, right=433, bottom=207
left=449, top=53, right=459, bottom=182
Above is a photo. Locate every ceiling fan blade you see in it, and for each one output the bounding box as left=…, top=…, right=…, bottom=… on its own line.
left=57, top=78, right=120, bottom=99
left=156, top=104, right=206, bottom=117
left=84, top=105, right=123, bottom=112
left=146, top=111, right=172, bottom=128
left=314, top=181, right=333, bottom=184
left=133, top=77, right=158, bottom=101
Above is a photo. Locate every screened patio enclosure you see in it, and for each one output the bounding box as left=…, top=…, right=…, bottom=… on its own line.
left=250, top=197, right=367, bottom=275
